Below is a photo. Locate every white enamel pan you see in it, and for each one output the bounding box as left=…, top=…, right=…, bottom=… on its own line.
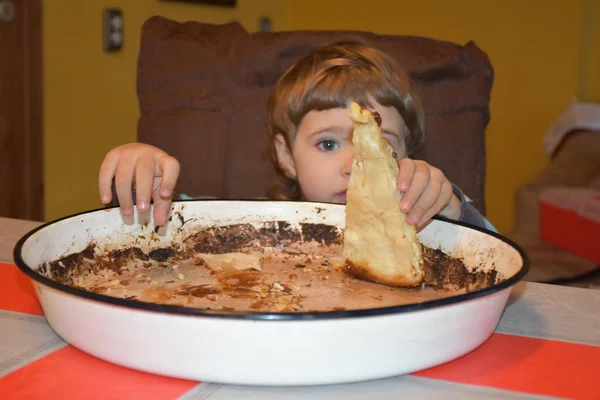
left=14, top=200, right=528, bottom=386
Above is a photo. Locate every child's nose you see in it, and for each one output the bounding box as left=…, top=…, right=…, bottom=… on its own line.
left=341, top=149, right=353, bottom=177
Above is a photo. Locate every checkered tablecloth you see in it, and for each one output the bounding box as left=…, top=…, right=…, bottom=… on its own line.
left=1, top=261, right=599, bottom=399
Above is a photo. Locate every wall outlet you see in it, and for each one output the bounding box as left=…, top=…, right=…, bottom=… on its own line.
left=103, top=8, right=123, bottom=52
left=259, top=16, right=272, bottom=32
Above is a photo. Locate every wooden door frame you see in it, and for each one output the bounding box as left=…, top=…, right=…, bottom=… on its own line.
left=20, top=0, right=43, bottom=221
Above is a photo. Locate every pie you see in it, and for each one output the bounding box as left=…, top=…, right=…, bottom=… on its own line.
left=343, top=102, right=424, bottom=287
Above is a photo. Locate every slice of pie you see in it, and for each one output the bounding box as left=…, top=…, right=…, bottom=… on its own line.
left=343, top=102, right=424, bottom=287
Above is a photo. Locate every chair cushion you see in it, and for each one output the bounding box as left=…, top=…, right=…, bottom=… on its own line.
left=136, top=16, right=493, bottom=214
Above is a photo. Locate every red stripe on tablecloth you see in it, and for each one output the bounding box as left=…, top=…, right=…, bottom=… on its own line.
left=415, top=332, right=600, bottom=399
left=0, top=346, right=198, bottom=399
left=0, top=263, right=43, bottom=315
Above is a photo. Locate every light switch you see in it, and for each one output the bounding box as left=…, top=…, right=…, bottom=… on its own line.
left=103, top=8, right=123, bottom=52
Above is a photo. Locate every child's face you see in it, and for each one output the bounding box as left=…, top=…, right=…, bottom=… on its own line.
left=275, top=99, right=407, bottom=204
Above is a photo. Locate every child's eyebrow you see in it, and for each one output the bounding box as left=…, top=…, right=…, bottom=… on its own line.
left=308, top=126, right=349, bottom=137
left=308, top=126, right=400, bottom=139
left=382, top=129, right=401, bottom=139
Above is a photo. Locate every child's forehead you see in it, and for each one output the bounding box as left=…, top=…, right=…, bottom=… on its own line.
left=302, top=103, right=406, bottom=132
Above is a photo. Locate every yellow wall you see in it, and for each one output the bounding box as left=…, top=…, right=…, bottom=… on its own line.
left=44, top=0, right=590, bottom=234
left=42, top=0, right=287, bottom=221
left=578, top=0, right=600, bottom=102
left=284, top=0, right=583, bottom=233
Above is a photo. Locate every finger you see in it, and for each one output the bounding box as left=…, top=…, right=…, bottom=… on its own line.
left=152, top=193, right=172, bottom=227
left=98, top=150, right=120, bottom=204
left=114, top=154, right=138, bottom=216
left=134, top=157, right=156, bottom=212
left=396, top=158, right=415, bottom=192
left=417, top=180, right=453, bottom=227
left=157, top=156, right=180, bottom=198
left=400, top=162, right=430, bottom=214
left=407, top=177, right=441, bottom=225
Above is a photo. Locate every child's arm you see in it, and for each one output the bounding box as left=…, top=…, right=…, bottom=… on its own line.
left=450, top=184, right=495, bottom=230
left=98, top=143, right=180, bottom=226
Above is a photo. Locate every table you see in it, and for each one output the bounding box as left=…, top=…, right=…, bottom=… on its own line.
left=0, top=217, right=598, bottom=399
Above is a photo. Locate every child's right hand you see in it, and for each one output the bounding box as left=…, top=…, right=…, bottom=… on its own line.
left=98, top=143, right=180, bottom=226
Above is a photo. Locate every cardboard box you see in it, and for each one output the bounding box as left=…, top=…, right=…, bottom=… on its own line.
left=539, top=188, right=600, bottom=264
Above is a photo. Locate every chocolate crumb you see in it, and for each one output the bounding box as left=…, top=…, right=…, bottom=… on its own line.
left=373, top=111, right=382, bottom=126
left=148, top=248, right=174, bottom=262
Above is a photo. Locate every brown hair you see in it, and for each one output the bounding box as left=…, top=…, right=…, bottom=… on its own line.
left=267, top=39, right=425, bottom=200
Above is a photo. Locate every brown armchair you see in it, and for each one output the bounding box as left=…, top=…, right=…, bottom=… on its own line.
left=136, top=17, right=493, bottom=215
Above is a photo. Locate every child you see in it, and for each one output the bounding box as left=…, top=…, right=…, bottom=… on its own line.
left=98, top=40, right=492, bottom=231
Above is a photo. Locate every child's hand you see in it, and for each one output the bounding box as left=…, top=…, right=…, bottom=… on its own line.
left=396, top=159, right=461, bottom=227
left=98, top=143, right=180, bottom=226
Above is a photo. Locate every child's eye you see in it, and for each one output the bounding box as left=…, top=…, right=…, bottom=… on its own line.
left=317, top=140, right=339, bottom=152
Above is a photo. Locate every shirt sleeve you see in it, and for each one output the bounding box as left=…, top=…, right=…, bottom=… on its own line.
left=449, top=184, right=496, bottom=231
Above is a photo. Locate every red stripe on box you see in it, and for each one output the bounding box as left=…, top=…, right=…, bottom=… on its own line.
left=0, top=263, right=43, bottom=315
left=415, top=332, right=600, bottom=399
left=0, top=346, right=198, bottom=399
left=540, top=202, right=600, bottom=264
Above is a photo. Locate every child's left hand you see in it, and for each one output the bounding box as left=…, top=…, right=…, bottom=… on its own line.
left=396, top=158, right=461, bottom=227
